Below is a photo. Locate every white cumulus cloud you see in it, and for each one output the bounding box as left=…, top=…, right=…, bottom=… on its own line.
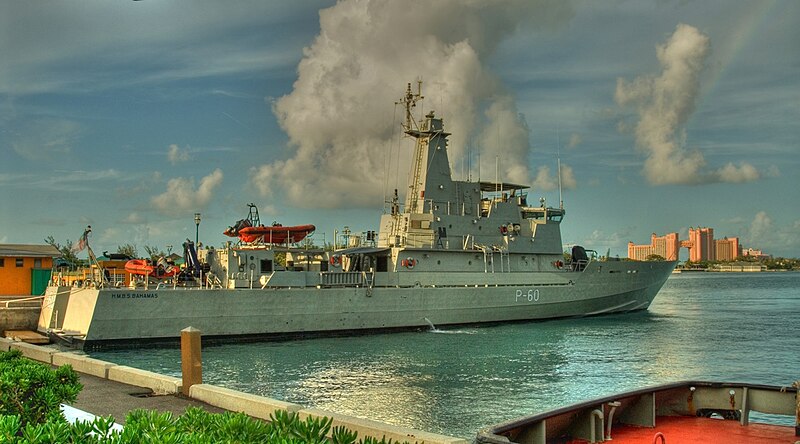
left=748, top=211, right=772, bottom=242
left=151, top=169, right=223, bottom=215
left=531, top=164, right=576, bottom=191
left=615, top=23, right=759, bottom=185
left=251, top=0, right=575, bottom=208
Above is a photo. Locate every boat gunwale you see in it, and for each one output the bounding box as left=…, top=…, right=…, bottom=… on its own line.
left=476, top=380, right=798, bottom=443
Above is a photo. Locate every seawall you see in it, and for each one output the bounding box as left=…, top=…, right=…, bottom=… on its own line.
left=0, top=307, right=39, bottom=331
left=0, top=296, right=41, bottom=332
left=0, top=337, right=468, bottom=444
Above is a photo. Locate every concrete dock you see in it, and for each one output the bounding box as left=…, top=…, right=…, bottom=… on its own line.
left=71, top=371, right=227, bottom=423
left=0, top=337, right=469, bottom=444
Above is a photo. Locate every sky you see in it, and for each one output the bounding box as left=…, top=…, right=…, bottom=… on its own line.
left=1, top=0, right=798, bottom=260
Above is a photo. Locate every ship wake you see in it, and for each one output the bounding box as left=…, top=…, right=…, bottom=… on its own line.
left=423, top=318, right=477, bottom=335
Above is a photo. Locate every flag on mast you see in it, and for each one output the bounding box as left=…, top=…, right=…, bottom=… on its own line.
left=71, top=226, right=92, bottom=253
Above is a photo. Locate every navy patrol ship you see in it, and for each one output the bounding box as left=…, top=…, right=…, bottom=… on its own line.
left=40, top=83, right=676, bottom=349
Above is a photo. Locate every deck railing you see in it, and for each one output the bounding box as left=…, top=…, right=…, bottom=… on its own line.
left=3, top=295, right=44, bottom=308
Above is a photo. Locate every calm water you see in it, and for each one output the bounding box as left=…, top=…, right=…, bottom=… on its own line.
left=89, top=272, right=800, bottom=438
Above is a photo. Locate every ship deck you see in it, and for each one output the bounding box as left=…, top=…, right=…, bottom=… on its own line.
left=565, top=416, right=796, bottom=444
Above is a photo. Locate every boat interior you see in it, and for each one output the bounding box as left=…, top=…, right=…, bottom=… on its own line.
left=476, top=381, right=799, bottom=444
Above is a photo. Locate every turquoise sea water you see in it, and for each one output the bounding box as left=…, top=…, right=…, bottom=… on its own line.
left=89, top=272, right=800, bottom=439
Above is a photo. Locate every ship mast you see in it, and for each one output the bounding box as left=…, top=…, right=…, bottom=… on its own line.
left=397, top=82, right=426, bottom=213
left=397, top=81, right=423, bottom=132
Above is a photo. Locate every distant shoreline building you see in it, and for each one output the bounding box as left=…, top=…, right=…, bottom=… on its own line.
left=741, top=248, right=771, bottom=260
left=687, top=227, right=715, bottom=262
left=628, top=227, right=746, bottom=262
left=628, top=232, right=680, bottom=261
left=715, top=237, right=740, bottom=262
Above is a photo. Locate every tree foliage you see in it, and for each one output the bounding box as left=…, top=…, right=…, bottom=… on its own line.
left=116, top=244, right=138, bottom=259
left=763, top=257, right=800, bottom=270
left=44, top=236, right=80, bottom=269
left=143, top=245, right=165, bottom=261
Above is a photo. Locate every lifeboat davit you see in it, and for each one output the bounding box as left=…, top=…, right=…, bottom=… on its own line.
left=235, top=224, right=316, bottom=244
left=124, top=259, right=179, bottom=278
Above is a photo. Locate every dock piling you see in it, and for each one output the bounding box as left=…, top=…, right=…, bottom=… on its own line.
left=181, top=327, right=202, bottom=396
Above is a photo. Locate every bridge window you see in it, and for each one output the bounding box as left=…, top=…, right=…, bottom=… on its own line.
left=522, top=211, right=545, bottom=220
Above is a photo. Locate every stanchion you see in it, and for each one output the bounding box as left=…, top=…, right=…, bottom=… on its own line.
left=181, top=327, right=202, bottom=396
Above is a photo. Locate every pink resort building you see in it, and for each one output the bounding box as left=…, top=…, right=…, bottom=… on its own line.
left=627, top=232, right=680, bottom=261
left=686, top=227, right=715, bottom=262
left=628, top=227, right=743, bottom=262
left=715, top=237, right=741, bottom=262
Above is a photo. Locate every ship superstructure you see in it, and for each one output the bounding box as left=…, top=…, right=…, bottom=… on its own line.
left=377, top=83, right=566, bottom=274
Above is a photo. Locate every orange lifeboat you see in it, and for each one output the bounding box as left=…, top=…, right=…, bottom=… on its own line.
left=124, top=259, right=179, bottom=278
left=234, top=224, right=316, bottom=244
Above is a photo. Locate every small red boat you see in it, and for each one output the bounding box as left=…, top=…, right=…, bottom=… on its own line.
left=124, top=259, right=179, bottom=278
left=236, top=224, right=316, bottom=244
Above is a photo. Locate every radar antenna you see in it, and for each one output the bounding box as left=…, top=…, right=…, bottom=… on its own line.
left=396, top=81, right=424, bottom=131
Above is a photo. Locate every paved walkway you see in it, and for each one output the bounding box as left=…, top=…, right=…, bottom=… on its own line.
left=70, top=372, right=226, bottom=424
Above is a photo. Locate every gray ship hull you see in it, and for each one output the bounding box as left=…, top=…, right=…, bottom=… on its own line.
left=39, top=260, right=674, bottom=349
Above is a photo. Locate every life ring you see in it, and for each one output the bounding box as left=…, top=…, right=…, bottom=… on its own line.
left=329, top=255, right=340, bottom=267
left=554, top=260, right=564, bottom=269
left=500, top=225, right=508, bottom=235
left=403, top=257, right=417, bottom=269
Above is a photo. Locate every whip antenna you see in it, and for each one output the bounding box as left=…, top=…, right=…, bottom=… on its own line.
left=557, top=129, right=563, bottom=209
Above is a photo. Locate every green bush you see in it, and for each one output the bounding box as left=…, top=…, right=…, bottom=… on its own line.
left=0, top=407, right=407, bottom=444
left=0, top=349, right=82, bottom=429
left=0, top=350, right=408, bottom=444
